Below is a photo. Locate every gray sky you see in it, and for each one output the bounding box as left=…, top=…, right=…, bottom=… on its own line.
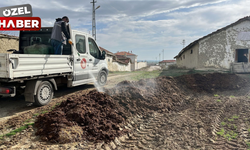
left=1, top=0, right=249, bottom=60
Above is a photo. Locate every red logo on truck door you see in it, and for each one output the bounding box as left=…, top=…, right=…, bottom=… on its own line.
left=80, top=58, right=87, bottom=69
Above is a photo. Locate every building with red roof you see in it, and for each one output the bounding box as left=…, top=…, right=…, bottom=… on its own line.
left=159, top=60, right=176, bottom=67
left=99, top=47, right=132, bottom=71
left=115, top=51, right=138, bottom=71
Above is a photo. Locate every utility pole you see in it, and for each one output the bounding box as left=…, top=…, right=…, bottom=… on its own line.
left=162, top=49, right=164, bottom=60
left=91, top=0, right=100, bottom=40
left=159, top=53, right=161, bottom=62
left=181, top=39, right=185, bottom=48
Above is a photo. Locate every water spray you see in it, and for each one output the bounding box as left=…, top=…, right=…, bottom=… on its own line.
left=89, top=70, right=104, bottom=92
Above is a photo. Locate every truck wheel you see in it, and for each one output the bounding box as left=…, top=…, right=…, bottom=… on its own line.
left=97, top=71, right=107, bottom=86
left=34, top=81, right=54, bottom=106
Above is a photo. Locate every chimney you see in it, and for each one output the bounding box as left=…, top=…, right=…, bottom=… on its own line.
left=131, top=51, right=132, bottom=53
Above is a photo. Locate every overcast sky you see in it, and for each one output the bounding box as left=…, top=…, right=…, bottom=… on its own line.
left=1, top=0, right=250, bottom=61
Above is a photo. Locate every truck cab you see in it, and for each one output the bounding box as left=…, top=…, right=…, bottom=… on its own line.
left=71, top=29, right=108, bottom=86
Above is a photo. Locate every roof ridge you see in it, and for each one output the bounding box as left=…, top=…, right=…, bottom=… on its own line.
left=174, top=16, right=250, bottom=58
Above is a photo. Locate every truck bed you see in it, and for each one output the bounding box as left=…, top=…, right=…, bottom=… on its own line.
left=0, top=53, right=73, bottom=80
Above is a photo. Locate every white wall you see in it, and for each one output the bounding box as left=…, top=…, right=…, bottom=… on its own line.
left=137, top=62, right=147, bottom=70
left=0, top=36, right=19, bottom=53
left=176, top=43, right=199, bottom=69
left=105, top=55, right=131, bottom=71
left=126, top=55, right=137, bottom=71
left=108, top=61, right=131, bottom=71
left=160, top=62, right=176, bottom=66
left=199, top=20, right=250, bottom=69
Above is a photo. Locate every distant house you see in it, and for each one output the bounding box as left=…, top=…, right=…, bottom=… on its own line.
left=99, top=47, right=131, bottom=71
left=159, top=60, right=176, bottom=66
left=174, top=16, right=250, bottom=73
left=99, top=46, right=116, bottom=63
left=116, top=55, right=132, bottom=65
left=115, top=51, right=137, bottom=71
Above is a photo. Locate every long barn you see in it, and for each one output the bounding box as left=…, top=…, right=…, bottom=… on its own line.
left=174, top=16, right=250, bottom=73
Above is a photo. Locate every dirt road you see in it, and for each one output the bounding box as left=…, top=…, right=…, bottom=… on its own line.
left=0, top=73, right=132, bottom=122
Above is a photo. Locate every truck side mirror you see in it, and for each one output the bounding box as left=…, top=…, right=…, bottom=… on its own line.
left=101, top=51, right=106, bottom=59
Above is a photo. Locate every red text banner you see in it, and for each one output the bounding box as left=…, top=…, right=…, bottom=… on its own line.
left=0, top=17, right=41, bottom=31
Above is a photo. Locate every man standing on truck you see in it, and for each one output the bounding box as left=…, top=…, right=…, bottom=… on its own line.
left=50, top=16, right=73, bottom=54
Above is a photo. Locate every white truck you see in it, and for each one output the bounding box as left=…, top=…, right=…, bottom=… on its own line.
left=0, top=27, right=108, bottom=106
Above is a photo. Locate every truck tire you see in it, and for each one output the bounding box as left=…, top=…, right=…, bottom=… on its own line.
left=97, top=70, right=107, bottom=86
left=34, top=81, right=54, bottom=106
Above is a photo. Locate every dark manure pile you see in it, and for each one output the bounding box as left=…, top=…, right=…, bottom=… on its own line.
left=35, top=91, right=129, bottom=143
left=34, top=76, right=186, bottom=144
left=105, top=76, right=185, bottom=115
left=176, top=73, right=247, bottom=93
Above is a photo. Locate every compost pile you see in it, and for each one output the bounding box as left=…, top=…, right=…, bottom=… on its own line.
left=176, top=73, right=247, bottom=93
left=35, top=76, right=185, bottom=143
left=105, top=76, right=185, bottom=114
left=35, top=91, right=129, bottom=143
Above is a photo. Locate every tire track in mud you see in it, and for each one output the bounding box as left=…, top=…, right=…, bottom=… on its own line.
left=99, top=97, right=250, bottom=150
left=101, top=109, right=204, bottom=149
left=211, top=97, right=247, bottom=150
left=239, top=98, right=250, bottom=149
left=211, top=98, right=229, bottom=136
left=100, top=112, right=167, bottom=150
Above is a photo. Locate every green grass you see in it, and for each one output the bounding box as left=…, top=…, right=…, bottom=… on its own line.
left=230, top=131, right=238, bottom=139
left=221, top=122, right=226, bottom=126
left=51, top=102, right=62, bottom=110
left=55, top=102, right=61, bottom=106
left=232, top=115, right=239, bottom=119
left=217, top=128, right=238, bottom=141
left=41, top=110, right=48, bottom=114
left=224, top=133, right=231, bottom=140
left=230, top=95, right=235, bottom=98
left=24, top=119, right=31, bottom=123
left=217, top=128, right=225, bottom=136
left=160, top=69, right=217, bottom=77
left=217, top=99, right=221, bottom=102
left=246, top=142, right=250, bottom=148
left=33, top=113, right=39, bottom=116
left=131, top=71, right=161, bottom=81
left=110, top=69, right=229, bottom=81
left=160, top=69, right=190, bottom=77
left=109, top=71, right=131, bottom=74
left=214, top=94, right=219, bottom=97
left=0, top=123, right=34, bottom=139
left=228, top=118, right=234, bottom=122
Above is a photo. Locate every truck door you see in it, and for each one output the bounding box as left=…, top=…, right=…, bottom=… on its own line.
left=87, top=37, right=102, bottom=78
left=73, top=34, right=90, bottom=85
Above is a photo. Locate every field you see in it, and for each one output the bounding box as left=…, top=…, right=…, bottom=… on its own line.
left=1, top=68, right=250, bottom=150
